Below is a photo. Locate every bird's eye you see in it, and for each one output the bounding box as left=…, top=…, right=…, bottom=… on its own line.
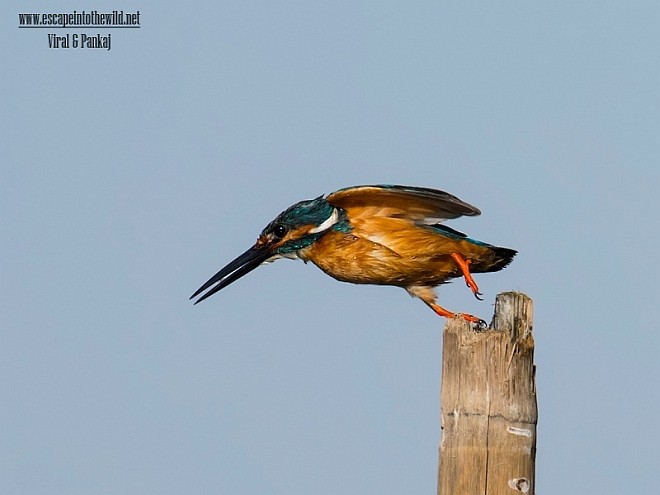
left=272, top=224, right=287, bottom=239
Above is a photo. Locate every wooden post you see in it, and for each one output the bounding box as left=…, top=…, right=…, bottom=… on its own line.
left=437, top=292, right=537, bottom=495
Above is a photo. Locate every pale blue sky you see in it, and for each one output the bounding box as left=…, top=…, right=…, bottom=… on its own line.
left=2, top=1, right=659, bottom=494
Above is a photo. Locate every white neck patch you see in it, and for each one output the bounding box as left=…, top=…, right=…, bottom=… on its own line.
left=309, top=208, right=339, bottom=234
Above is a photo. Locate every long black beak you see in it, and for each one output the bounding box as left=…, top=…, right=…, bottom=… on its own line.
left=190, top=245, right=271, bottom=305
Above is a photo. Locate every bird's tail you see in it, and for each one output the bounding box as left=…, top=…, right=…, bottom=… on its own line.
left=475, top=246, right=517, bottom=273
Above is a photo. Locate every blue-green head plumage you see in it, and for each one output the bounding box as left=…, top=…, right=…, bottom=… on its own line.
left=260, top=196, right=351, bottom=254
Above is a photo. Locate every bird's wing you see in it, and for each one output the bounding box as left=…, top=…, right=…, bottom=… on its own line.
left=326, top=185, right=480, bottom=224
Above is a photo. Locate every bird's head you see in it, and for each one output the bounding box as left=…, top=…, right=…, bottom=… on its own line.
left=190, top=196, right=348, bottom=304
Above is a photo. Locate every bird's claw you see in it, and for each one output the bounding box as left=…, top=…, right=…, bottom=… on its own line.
left=451, top=253, right=484, bottom=301
left=472, top=318, right=488, bottom=330
left=460, top=313, right=488, bottom=330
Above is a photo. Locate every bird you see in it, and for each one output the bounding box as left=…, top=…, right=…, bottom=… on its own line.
left=190, top=185, right=516, bottom=324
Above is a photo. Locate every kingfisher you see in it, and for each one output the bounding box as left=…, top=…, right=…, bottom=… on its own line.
left=190, top=185, right=516, bottom=323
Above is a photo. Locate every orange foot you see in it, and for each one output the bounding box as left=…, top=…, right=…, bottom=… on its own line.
left=430, top=303, right=486, bottom=327
left=450, top=252, right=483, bottom=300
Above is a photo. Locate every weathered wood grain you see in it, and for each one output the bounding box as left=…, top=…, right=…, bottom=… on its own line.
left=438, top=292, right=536, bottom=495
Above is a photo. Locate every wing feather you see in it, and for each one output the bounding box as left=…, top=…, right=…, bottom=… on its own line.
left=326, top=185, right=480, bottom=224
